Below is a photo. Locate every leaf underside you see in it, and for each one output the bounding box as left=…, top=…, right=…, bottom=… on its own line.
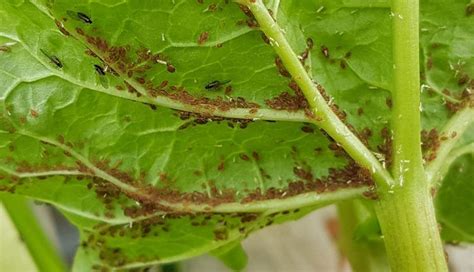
left=0, top=0, right=472, bottom=269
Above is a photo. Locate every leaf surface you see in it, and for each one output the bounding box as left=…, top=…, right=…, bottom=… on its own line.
left=0, top=0, right=472, bottom=269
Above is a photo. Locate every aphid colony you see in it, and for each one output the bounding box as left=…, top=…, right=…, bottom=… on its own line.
left=45, top=10, right=240, bottom=95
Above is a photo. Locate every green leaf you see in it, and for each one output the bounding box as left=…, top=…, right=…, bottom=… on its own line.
left=436, top=154, right=474, bottom=243
left=0, top=0, right=472, bottom=269
left=210, top=242, right=248, bottom=271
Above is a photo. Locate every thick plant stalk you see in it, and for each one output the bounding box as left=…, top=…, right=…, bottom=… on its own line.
left=374, top=0, right=448, bottom=270
left=239, top=0, right=448, bottom=270
left=1, top=193, right=66, bottom=272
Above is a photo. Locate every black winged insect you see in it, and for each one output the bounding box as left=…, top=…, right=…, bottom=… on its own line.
left=67, top=11, right=92, bottom=24
left=40, top=49, right=63, bottom=68
left=94, top=64, right=109, bottom=88
left=205, top=80, right=231, bottom=91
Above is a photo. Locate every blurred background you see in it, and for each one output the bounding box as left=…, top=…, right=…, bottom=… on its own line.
left=1, top=202, right=473, bottom=271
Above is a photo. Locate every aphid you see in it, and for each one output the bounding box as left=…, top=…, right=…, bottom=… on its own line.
left=306, top=38, right=314, bottom=49
left=94, top=64, right=106, bottom=76
left=197, top=32, right=209, bottom=45
left=93, top=64, right=108, bottom=88
left=40, top=49, right=63, bottom=68
left=30, top=109, right=39, bottom=118
left=159, top=80, right=169, bottom=88
left=321, top=45, right=329, bottom=58
left=0, top=46, right=11, bottom=53
left=166, top=63, right=176, bottom=73
left=67, top=10, right=92, bottom=24
left=224, top=85, right=233, bottom=95
left=55, top=20, right=70, bottom=36
left=67, top=11, right=93, bottom=24
left=240, top=153, right=250, bottom=161
left=205, top=80, right=231, bottom=90
left=340, top=60, right=347, bottom=69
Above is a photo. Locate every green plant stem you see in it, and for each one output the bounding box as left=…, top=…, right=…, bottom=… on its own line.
left=1, top=193, right=66, bottom=272
left=337, top=201, right=388, bottom=272
left=243, top=0, right=393, bottom=190
left=374, top=0, right=447, bottom=270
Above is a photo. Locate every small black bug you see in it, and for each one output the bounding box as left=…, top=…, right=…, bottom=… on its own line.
left=205, top=80, right=231, bottom=90
left=40, top=49, right=63, bottom=68
left=67, top=11, right=92, bottom=24
left=94, top=64, right=105, bottom=76
left=77, top=12, right=92, bottom=24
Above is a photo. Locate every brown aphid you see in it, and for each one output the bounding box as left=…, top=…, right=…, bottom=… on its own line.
left=57, top=135, right=65, bottom=144
left=217, top=160, right=225, bottom=171
left=55, top=20, right=70, bottom=36
left=457, top=73, right=469, bottom=86
left=340, top=60, right=347, bottom=69
left=207, top=3, right=218, bottom=12
left=252, top=151, right=260, bottom=161
left=75, top=27, right=85, bottom=36
left=224, top=85, right=233, bottom=95
left=357, top=107, right=364, bottom=115
left=198, top=32, right=209, bottom=45
left=213, top=228, right=228, bottom=240
left=246, top=19, right=259, bottom=28
left=261, top=33, right=270, bottom=44
left=344, top=51, right=352, bottom=59
left=0, top=46, right=11, bottom=53
left=386, top=97, right=393, bottom=108
left=362, top=188, right=379, bottom=200
left=321, top=45, right=329, bottom=58
left=239, top=4, right=253, bottom=17
left=426, top=57, right=433, bottom=70
left=30, top=109, right=39, bottom=118
left=167, top=63, right=176, bottom=73
left=240, top=153, right=250, bottom=161
left=159, top=80, right=169, bottom=88
left=136, top=77, right=146, bottom=84
left=275, top=56, right=290, bottom=77
left=84, top=49, right=97, bottom=57
left=306, top=38, right=314, bottom=49
left=301, top=126, right=314, bottom=133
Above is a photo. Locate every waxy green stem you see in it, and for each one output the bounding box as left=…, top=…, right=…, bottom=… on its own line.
left=1, top=193, right=66, bottom=272
left=243, top=0, right=448, bottom=270
left=244, top=0, right=393, bottom=190
left=374, top=0, right=447, bottom=270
